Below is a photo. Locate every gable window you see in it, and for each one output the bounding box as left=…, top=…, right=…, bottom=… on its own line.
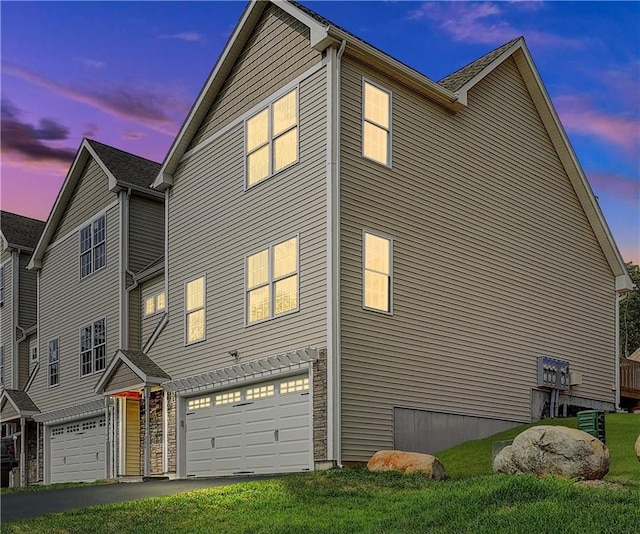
left=185, top=276, right=205, bottom=344
left=246, top=236, right=298, bottom=324
left=48, top=339, right=59, bottom=387
left=80, top=215, right=106, bottom=278
left=144, top=291, right=166, bottom=317
left=246, top=89, right=298, bottom=187
left=362, top=80, right=391, bottom=166
left=363, top=231, right=392, bottom=313
left=79, top=319, right=106, bottom=376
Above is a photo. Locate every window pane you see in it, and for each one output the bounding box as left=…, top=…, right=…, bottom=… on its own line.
left=273, top=128, right=297, bottom=172
left=80, top=226, right=92, bottom=253
left=49, top=340, right=58, bottom=362
left=94, top=243, right=106, bottom=271
left=273, top=90, right=296, bottom=135
left=145, top=297, right=156, bottom=316
left=187, top=309, right=205, bottom=343
left=365, top=271, right=389, bottom=312
left=247, top=109, right=269, bottom=152
left=363, top=122, right=388, bottom=165
left=80, top=326, right=92, bottom=352
left=94, top=319, right=105, bottom=345
left=274, top=275, right=297, bottom=315
left=273, top=237, right=297, bottom=278
left=248, top=285, right=270, bottom=323
left=186, top=277, right=204, bottom=311
left=364, top=82, right=389, bottom=128
left=365, top=233, right=390, bottom=274
left=95, top=345, right=106, bottom=372
left=81, top=351, right=93, bottom=375
left=156, top=292, right=166, bottom=312
left=81, top=251, right=92, bottom=278
left=247, top=250, right=269, bottom=289
left=93, top=216, right=105, bottom=244
left=247, top=145, right=269, bottom=186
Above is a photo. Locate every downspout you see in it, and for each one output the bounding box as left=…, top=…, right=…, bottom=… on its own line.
left=12, top=250, right=20, bottom=388
left=119, top=189, right=132, bottom=350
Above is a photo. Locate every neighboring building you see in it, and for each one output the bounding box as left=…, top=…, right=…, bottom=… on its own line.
left=0, top=210, right=45, bottom=486
left=8, top=0, right=634, bottom=485
left=25, top=139, right=164, bottom=484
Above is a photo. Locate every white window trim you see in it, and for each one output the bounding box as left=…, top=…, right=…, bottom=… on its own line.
left=79, top=214, right=107, bottom=279
left=244, top=86, right=300, bottom=190
left=184, top=274, right=207, bottom=346
left=48, top=338, right=60, bottom=388
left=143, top=290, right=166, bottom=318
left=78, top=317, right=107, bottom=378
left=30, top=339, right=38, bottom=362
left=245, top=233, right=300, bottom=327
left=361, top=77, right=392, bottom=168
left=362, top=229, right=394, bottom=315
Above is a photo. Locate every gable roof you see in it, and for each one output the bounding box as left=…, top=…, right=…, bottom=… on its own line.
left=28, top=139, right=162, bottom=270
left=94, top=349, right=171, bottom=394
left=1, top=211, right=45, bottom=252
left=0, top=389, right=40, bottom=420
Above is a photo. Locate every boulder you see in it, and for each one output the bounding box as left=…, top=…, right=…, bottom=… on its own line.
left=367, top=450, right=447, bottom=480
left=493, top=425, right=609, bottom=480
left=635, top=434, right=640, bottom=462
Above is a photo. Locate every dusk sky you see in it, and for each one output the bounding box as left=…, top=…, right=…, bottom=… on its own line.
left=1, top=1, right=638, bottom=264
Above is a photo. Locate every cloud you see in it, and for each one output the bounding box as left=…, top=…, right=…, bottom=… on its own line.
left=78, top=58, right=106, bottom=69
left=158, top=32, right=204, bottom=43
left=82, top=123, right=100, bottom=138
left=554, top=94, right=640, bottom=156
left=1, top=99, right=76, bottom=164
left=408, top=2, right=582, bottom=48
left=2, top=61, right=188, bottom=135
left=588, top=172, right=640, bottom=207
left=122, top=129, right=145, bottom=140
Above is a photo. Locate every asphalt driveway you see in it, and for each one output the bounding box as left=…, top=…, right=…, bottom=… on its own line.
left=1, top=476, right=275, bottom=522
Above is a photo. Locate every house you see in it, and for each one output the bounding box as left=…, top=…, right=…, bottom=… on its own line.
left=143, top=0, right=631, bottom=479
left=11, top=0, right=633, bottom=485
left=23, top=139, right=164, bottom=484
left=0, top=211, right=45, bottom=486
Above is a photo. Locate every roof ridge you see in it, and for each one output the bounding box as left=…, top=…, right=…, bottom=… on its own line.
left=86, top=138, right=161, bottom=166
left=0, top=210, right=46, bottom=224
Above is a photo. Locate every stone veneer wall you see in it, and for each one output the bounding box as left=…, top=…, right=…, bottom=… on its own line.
left=313, top=349, right=328, bottom=462
left=26, top=421, right=42, bottom=484
left=166, top=392, right=176, bottom=473
left=139, top=390, right=164, bottom=475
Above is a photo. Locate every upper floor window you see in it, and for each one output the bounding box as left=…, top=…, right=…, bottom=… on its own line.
left=363, top=231, right=392, bottom=314
left=0, top=266, right=4, bottom=306
left=144, top=291, right=166, bottom=317
left=246, top=89, right=298, bottom=187
left=80, top=215, right=106, bottom=278
left=185, top=276, right=205, bottom=344
left=80, top=319, right=106, bottom=376
left=363, top=80, right=391, bottom=166
left=48, top=339, right=59, bottom=387
left=0, top=346, right=4, bottom=385
left=246, top=236, right=298, bottom=324
left=30, top=339, right=38, bottom=362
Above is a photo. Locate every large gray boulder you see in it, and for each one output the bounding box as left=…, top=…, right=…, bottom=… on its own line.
left=493, top=425, right=609, bottom=480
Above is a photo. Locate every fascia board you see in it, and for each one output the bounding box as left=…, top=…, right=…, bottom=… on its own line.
left=153, top=0, right=268, bottom=188
left=512, top=44, right=631, bottom=287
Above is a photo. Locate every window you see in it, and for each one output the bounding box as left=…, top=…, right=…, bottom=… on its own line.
left=246, top=385, right=274, bottom=400
left=363, top=231, right=392, bottom=313
left=48, top=339, right=59, bottom=387
left=215, top=391, right=241, bottom=405
left=0, top=266, right=4, bottom=306
left=280, top=378, right=309, bottom=394
left=80, top=215, right=106, bottom=278
left=363, top=80, right=391, bottom=166
left=246, top=236, right=298, bottom=324
left=185, top=276, right=205, bottom=344
left=30, top=339, right=38, bottom=362
left=246, top=89, right=298, bottom=187
left=187, top=397, right=211, bottom=410
left=79, top=319, right=106, bottom=376
left=0, top=346, right=3, bottom=385
left=144, top=291, right=166, bottom=317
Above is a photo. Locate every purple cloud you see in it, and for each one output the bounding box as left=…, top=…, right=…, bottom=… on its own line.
left=2, top=61, right=188, bottom=135
left=1, top=99, right=75, bottom=164
left=122, top=129, right=146, bottom=140
left=409, top=2, right=583, bottom=48
left=589, top=172, right=640, bottom=207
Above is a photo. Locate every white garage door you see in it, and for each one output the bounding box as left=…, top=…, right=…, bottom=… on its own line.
left=50, top=416, right=106, bottom=483
left=186, top=375, right=311, bottom=477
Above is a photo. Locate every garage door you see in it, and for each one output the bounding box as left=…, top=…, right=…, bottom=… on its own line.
left=50, top=416, right=106, bottom=483
left=186, top=376, right=311, bottom=477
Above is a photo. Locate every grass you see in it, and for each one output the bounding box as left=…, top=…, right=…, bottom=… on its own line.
left=4, top=414, right=640, bottom=533
left=0, top=479, right=112, bottom=495
left=5, top=470, right=640, bottom=534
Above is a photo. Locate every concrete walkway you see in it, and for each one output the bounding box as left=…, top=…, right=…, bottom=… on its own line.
left=1, top=476, right=274, bottom=522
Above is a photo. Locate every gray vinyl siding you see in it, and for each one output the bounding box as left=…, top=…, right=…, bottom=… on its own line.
left=51, top=159, right=115, bottom=242
left=30, top=207, right=120, bottom=413
left=129, top=287, right=141, bottom=350
left=149, top=66, right=328, bottom=379
left=339, top=56, right=616, bottom=461
left=140, top=275, right=164, bottom=348
left=18, top=339, right=29, bottom=389
left=107, top=362, right=141, bottom=391
left=1, top=400, right=18, bottom=420
left=1, top=250, right=13, bottom=388
left=128, top=196, right=164, bottom=274
left=18, top=252, right=37, bottom=329
left=188, top=3, right=322, bottom=150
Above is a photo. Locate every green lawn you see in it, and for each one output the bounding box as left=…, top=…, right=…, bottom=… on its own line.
left=5, top=414, right=640, bottom=533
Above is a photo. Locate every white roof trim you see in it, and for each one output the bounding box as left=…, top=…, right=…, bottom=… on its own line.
left=0, top=392, right=39, bottom=420
left=33, top=398, right=104, bottom=425
left=163, top=347, right=319, bottom=394
left=94, top=349, right=169, bottom=394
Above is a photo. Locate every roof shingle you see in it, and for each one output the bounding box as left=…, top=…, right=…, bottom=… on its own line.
left=87, top=139, right=161, bottom=189
left=1, top=211, right=45, bottom=250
